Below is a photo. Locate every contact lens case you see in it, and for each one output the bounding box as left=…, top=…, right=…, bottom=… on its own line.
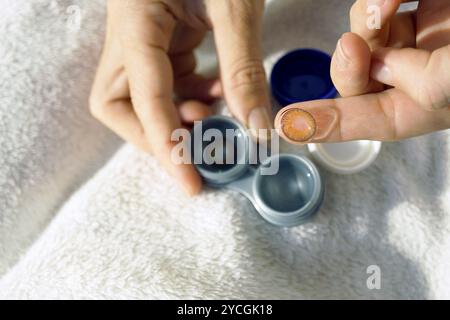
left=191, top=115, right=324, bottom=227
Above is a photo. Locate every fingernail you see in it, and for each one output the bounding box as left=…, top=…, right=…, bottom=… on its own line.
left=367, top=0, right=386, bottom=7
left=248, top=107, right=273, bottom=142
left=277, top=106, right=339, bottom=144
left=335, top=38, right=351, bottom=69
left=371, top=60, right=392, bottom=84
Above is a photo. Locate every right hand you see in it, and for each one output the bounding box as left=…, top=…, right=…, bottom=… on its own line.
left=275, top=0, right=450, bottom=145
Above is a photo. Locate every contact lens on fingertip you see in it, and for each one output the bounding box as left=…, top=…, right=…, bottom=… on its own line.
left=279, top=109, right=316, bottom=143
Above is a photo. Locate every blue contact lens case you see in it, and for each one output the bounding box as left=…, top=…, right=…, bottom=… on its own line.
left=192, top=116, right=324, bottom=227
left=271, top=48, right=337, bottom=107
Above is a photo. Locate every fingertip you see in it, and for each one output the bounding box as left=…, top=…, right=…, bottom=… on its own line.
left=167, top=160, right=202, bottom=196
left=180, top=165, right=203, bottom=197
left=247, top=106, right=273, bottom=142
left=338, top=32, right=372, bottom=69
left=340, top=32, right=361, bottom=47
left=331, top=32, right=373, bottom=96
left=155, top=138, right=203, bottom=196
left=178, top=100, right=213, bottom=124
left=208, top=79, right=223, bottom=98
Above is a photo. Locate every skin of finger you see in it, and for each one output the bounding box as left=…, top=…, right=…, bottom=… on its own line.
left=175, top=75, right=222, bottom=101
left=92, top=1, right=194, bottom=155
left=275, top=88, right=450, bottom=143
left=169, top=24, right=206, bottom=82
left=207, top=0, right=272, bottom=128
left=386, top=11, right=416, bottom=48
left=90, top=8, right=152, bottom=153
left=127, top=51, right=203, bottom=196
left=168, top=24, right=223, bottom=101
left=416, top=0, right=450, bottom=50
left=337, top=7, right=415, bottom=97
left=93, top=2, right=206, bottom=155
left=89, top=50, right=152, bottom=152
left=331, top=32, right=383, bottom=97
left=372, top=46, right=450, bottom=110
left=119, top=1, right=203, bottom=195
left=350, top=0, right=404, bottom=49
left=178, top=100, right=213, bottom=124
left=169, top=22, right=207, bottom=56
left=170, top=51, right=222, bottom=101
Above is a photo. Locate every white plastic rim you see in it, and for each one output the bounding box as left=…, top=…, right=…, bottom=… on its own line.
left=307, top=141, right=382, bottom=175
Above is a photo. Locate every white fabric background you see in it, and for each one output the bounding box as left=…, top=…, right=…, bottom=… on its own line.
left=0, top=0, right=449, bottom=299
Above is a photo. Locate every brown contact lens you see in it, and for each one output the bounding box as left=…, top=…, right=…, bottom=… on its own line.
left=280, top=109, right=317, bottom=142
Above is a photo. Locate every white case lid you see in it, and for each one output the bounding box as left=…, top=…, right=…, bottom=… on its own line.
left=307, top=141, right=382, bottom=174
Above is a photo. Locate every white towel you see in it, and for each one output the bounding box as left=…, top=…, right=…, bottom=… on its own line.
left=0, top=0, right=449, bottom=299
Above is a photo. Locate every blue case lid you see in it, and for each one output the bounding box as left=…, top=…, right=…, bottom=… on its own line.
left=270, top=48, right=337, bottom=107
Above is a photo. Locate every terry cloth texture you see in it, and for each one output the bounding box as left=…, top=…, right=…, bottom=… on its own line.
left=0, top=0, right=449, bottom=299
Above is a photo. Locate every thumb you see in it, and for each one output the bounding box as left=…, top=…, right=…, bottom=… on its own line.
left=371, top=46, right=450, bottom=110
left=210, top=0, right=273, bottom=141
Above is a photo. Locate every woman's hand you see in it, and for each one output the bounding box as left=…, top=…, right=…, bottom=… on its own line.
left=275, top=0, right=450, bottom=145
left=90, top=0, right=272, bottom=195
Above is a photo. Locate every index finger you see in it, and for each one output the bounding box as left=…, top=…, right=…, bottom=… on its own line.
left=275, top=88, right=450, bottom=143
left=118, top=0, right=202, bottom=195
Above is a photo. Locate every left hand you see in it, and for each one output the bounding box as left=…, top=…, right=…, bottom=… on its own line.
left=90, top=0, right=272, bottom=195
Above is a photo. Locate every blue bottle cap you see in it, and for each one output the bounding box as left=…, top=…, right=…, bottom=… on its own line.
left=270, top=48, right=337, bottom=107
